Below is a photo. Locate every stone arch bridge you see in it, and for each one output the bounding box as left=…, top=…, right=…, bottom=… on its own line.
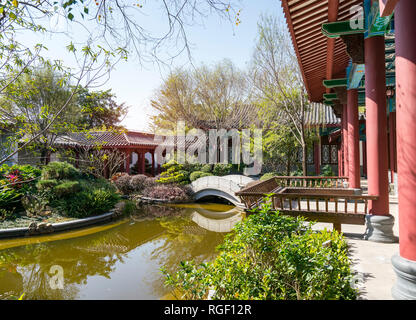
left=189, top=175, right=256, bottom=208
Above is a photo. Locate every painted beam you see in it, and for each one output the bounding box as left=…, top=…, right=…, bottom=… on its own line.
left=322, top=20, right=365, bottom=38
left=365, top=0, right=394, bottom=38
left=323, top=78, right=348, bottom=88
left=379, top=0, right=399, bottom=17
left=347, top=63, right=365, bottom=89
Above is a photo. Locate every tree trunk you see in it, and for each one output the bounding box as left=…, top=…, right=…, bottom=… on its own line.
left=302, top=144, right=307, bottom=176
left=286, top=157, right=291, bottom=176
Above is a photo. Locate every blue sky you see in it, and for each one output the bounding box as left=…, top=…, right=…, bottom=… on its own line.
left=19, top=0, right=285, bottom=131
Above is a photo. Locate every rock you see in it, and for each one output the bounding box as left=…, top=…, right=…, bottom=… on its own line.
left=40, top=210, right=52, bottom=217
left=28, top=222, right=38, bottom=235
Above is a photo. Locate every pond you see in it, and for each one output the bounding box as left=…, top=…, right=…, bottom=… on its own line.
left=0, top=203, right=244, bottom=300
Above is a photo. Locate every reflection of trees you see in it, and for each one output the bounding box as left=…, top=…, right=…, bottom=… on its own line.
left=0, top=204, right=235, bottom=299
left=0, top=218, right=166, bottom=299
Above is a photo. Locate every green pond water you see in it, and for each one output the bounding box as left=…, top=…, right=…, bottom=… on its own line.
left=0, top=203, right=244, bottom=300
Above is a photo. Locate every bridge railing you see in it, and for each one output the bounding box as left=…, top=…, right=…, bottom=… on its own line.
left=235, top=176, right=349, bottom=210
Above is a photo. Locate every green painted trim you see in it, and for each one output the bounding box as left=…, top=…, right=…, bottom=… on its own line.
left=323, top=78, right=348, bottom=88
left=322, top=20, right=365, bottom=38
left=323, top=93, right=338, bottom=100
left=324, top=100, right=335, bottom=106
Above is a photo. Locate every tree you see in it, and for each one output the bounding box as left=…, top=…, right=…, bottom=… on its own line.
left=0, top=0, right=241, bottom=165
left=0, top=64, right=79, bottom=164
left=76, top=87, right=128, bottom=130
left=150, top=59, right=257, bottom=131
left=251, top=15, right=310, bottom=175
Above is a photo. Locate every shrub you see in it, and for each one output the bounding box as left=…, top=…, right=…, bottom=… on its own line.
left=36, top=179, right=58, bottom=191
left=130, top=174, right=148, bottom=192
left=53, top=181, right=80, bottom=198
left=55, top=188, right=120, bottom=218
left=157, top=160, right=190, bottom=185
left=260, top=172, right=278, bottom=181
left=41, top=162, right=79, bottom=180
left=189, top=171, right=213, bottom=182
left=143, top=184, right=192, bottom=203
left=112, top=173, right=132, bottom=195
left=321, top=165, right=335, bottom=177
left=163, top=198, right=357, bottom=300
left=212, top=164, right=232, bottom=176
left=200, top=164, right=212, bottom=173
left=0, top=164, right=42, bottom=214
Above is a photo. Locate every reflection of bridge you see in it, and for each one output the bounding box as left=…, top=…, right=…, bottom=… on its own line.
left=189, top=175, right=256, bottom=207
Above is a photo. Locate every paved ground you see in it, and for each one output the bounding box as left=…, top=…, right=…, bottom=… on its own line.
left=312, top=179, right=400, bottom=300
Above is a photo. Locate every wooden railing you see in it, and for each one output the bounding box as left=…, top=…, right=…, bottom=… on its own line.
left=236, top=176, right=349, bottom=210
left=273, top=176, right=349, bottom=188
left=241, top=188, right=377, bottom=232
left=268, top=191, right=378, bottom=232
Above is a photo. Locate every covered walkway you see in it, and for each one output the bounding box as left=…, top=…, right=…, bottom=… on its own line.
left=279, top=0, right=416, bottom=299
left=311, top=177, right=399, bottom=299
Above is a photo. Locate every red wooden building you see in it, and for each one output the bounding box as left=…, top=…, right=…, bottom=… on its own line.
left=280, top=0, right=415, bottom=298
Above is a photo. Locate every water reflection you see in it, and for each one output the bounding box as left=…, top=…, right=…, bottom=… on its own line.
left=0, top=203, right=242, bottom=300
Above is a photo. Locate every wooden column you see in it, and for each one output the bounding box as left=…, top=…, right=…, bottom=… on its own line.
left=151, top=151, right=155, bottom=176
left=347, top=89, right=361, bottom=189
left=314, top=139, right=320, bottom=175
left=388, top=111, right=396, bottom=183
left=125, top=150, right=131, bottom=174
left=141, top=151, right=145, bottom=174
left=392, top=0, right=416, bottom=300
left=395, top=0, right=416, bottom=260
left=364, top=35, right=389, bottom=216
left=342, top=104, right=349, bottom=178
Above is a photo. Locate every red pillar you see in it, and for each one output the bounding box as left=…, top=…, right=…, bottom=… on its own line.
left=362, top=140, right=367, bottom=178
left=388, top=111, right=396, bottom=183
left=395, top=0, right=416, bottom=261
left=125, top=150, right=131, bottom=174
left=338, top=145, right=342, bottom=176
left=314, top=140, right=320, bottom=175
left=151, top=151, right=155, bottom=176
left=347, top=89, right=360, bottom=189
left=342, top=104, right=349, bottom=178
left=141, top=151, right=145, bottom=174
left=392, top=0, right=416, bottom=300
left=365, top=35, right=389, bottom=216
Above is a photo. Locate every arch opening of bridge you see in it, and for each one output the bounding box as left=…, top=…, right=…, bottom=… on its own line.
left=189, top=175, right=257, bottom=209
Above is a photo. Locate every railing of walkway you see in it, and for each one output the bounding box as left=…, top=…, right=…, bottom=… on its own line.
left=235, top=176, right=349, bottom=210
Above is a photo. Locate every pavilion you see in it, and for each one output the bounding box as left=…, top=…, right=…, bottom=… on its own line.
left=280, top=0, right=416, bottom=299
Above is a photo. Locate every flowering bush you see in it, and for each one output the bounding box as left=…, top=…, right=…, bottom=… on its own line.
left=142, top=184, right=193, bottom=203
left=0, top=164, right=41, bottom=215
left=111, top=173, right=132, bottom=195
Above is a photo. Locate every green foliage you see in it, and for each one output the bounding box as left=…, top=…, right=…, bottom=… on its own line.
left=260, top=172, right=279, bottom=181
left=189, top=171, right=213, bottom=182
left=163, top=198, right=357, bottom=300
left=41, top=161, right=80, bottom=180
left=76, top=87, right=127, bottom=130
left=53, top=181, right=80, bottom=197
left=33, top=162, right=120, bottom=218
left=157, top=160, right=190, bottom=185
left=200, top=164, right=212, bottom=173
left=55, top=188, right=120, bottom=218
left=321, top=165, right=335, bottom=177
left=36, top=179, right=58, bottom=191
left=212, top=164, right=233, bottom=176
left=0, top=164, right=41, bottom=214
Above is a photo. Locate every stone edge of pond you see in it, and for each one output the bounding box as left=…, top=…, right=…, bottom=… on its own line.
left=0, top=211, right=118, bottom=240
